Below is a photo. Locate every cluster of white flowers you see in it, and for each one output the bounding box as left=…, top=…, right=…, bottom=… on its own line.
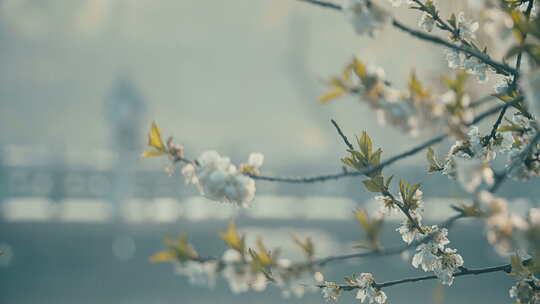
left=419, top=11, right=436, bottom=32
left=445, top=49, right=490, bottom=82
left=172, top=248, right=323, bottom=298
left=474, top=193, right=540, bottom=302
left=478, top=191, right=522, bottom=255
left=410, top=226, right=464, bottom=285
left=439, top=12, right=492, bottom=82
left=181, top=151, right=264, bottom=207
left=510, top=277, right=540, bottom=304
left=321, top=281, right=342, bottom=303
left=393, top=189, right=425, bottom=243
left=221, top=249, right=267, bottom=293
left=342, top=0, right=390, bottom=36
left=355, top=273, right=387, bottom=304
left=175, top=260, right=219, bottom=288
left=478, top=192, right=540, bottom=262
left=388, top=0, right=413, bottom=7
left=456, top=12, right=479, bottom=40
left=440, top=125, right=515, bottom=192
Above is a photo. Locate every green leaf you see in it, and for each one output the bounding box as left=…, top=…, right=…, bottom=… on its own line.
left=408, top=183, right=421, bottom=202
left=146, top=121, right=166, bottom=152
left=291, top=234, right=314, bottom=258
left=358, top=131, right=373, bottom=158
left=219, top=221, right=245, bottom=252
left=363, top=179, right=383, bottom=193
left=509, top=255, right=530, bottom=279
left=385, top=175, right=394, bottom=188
left=370, top=148, right=383, bottom=165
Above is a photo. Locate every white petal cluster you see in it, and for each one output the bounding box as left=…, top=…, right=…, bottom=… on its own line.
left=355, top=273, right=387, bottom=304
left=445, top=48, right=463, bottom=69
left=440, top=125, right=521, bottom=192
left=419, top=12, right=436, bottom=32
left=463, top=56, right=489, bottom=82
left=175, top=260, right=218, bottom=288
left=477, top=191, right=529, bottom=256
left=509, top=278, right=540, bottom=304
left=397, top=214, right=423, bottom=244
left=343, top=0, right=389, bottom=36
left=410, top=226, right=463, bottom=285
left=454, top=157, right=494, bottom=192
left=441, top=12, right=491, bottom=82
left=221, top=249, right=267, bottom=293
left=321, top=282, right=341, bottom=303
left=456, top=12, right=479, bottom=40
left=181, top=151, right=263, bottom=207
left=494, top=78, right=512, bottom=95
left=444, top=49, right=490, bottom=82
left=433, top=248, right=464, bottom=285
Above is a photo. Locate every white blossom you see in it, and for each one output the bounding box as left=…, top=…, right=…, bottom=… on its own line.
left=343, top=0, right=389, bottom=36
left=321, top=282, right=341, bottom=303
left=411, top=244, right=437, bottom=272
left=433, top=248, right=464, bottom=286
left=419, top=12, right=435, bottom=32
left=456, top=12, right=479, bottom=40
left=397, top=213, right=423, bottom=244
left=463, top=56, right=489, bottom=82
left=222, top=264, right=251, bottom=294
left=510, top=278, right=540, bottom=304
left=181, top=151, right=260, bottom=207
left=248, top=152, right=264, bottom=168
left=412, top=226, right=449, bottom=272
left=355, top=273, right=387, bottom=304
left=445, top=48, right=463, bottom=69
left=454, top=157, right=494, bottom=192
left=175, top=260, right=218, bottom=288
left=494, top=78, right=512, bottom=95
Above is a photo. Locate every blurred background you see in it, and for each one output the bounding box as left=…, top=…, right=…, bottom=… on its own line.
left=1, top=0, right=539, bottom=303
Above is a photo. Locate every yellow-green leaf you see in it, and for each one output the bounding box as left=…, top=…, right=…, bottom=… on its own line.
left=291, top=234, right=314, bottom=258
left=148, top=251, right=176, bottom=263
left=354, top=209, right=371, bottom=231
left=319, top=88, right=346, bottom=103
left=147, top=121, right=166, bottom=152
left=142, top=150, right=166, bottom=158
left=219, top=221, right=245, bottom=252
left=358, top=131, right=373, bottom=158
left=362, top=179, right=382, bottom=193
left=353, top=57, right=367, bottom=78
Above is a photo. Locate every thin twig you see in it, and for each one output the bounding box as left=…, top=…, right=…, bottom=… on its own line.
left=511, top=0, right=535, bottom=89
left=250, top=98, right=522, bottom=183
left=485, top=0, right=534, bottom=145
left=325, top=260, right=521, bottom=291
left=296, top=0, right=517, bottom=76
left=391, top=19, right=515, bottom=76
left=331, top=119, right=354, bottom=150
left=489, top=131, right=540, bottom=193
left=297, top=0, right=341, bottom=10
left=314, top=214, right=463, bottom=266
left=484, top=104, right=509, bottom=145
